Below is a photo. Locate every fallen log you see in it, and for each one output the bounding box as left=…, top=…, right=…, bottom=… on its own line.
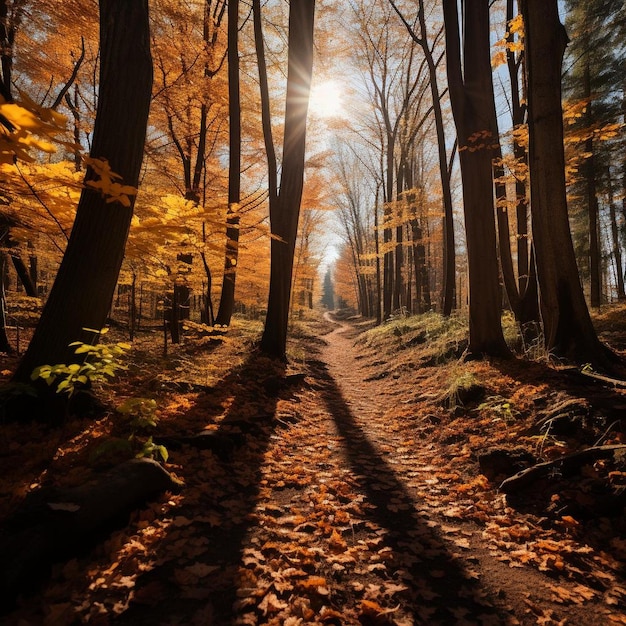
left=0, top=458, right=182, bottom=610
left=499, top=444, right=626, bottom=494
left=579, top=369, right=626, bottom=388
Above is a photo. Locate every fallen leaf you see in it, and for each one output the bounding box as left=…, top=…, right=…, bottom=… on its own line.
left=257, top=592, right=288, bottom=616
left=329, top=529, right=347, bottom=552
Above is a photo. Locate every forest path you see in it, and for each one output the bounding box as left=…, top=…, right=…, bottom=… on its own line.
left=309, top=312, right=609, bottom=625
left=4, top=314, right=622, bottom=625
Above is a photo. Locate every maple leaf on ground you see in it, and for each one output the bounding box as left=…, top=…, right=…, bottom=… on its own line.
left=360, top=600, right=401, bottom=622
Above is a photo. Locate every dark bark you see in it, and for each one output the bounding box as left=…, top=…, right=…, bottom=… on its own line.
left=28, top=241, right=37, bottom=292
left=522, top=0, right=613, bottom=366
left=383, top=205, right=393, bottom=319
left=129, top=273, right=137, bottom=340
left=374, top=187, right=382, bottom=324
left=13, top=0, right=152, bottom=382
left=0, top=253, right=12, bottom=354
left=607, top=169, right=625, bottom=299
left=65, top=86, right=83, bottom=171
left=260, top=0, right=315, bottom=360
left=393, top=223, right=403, bottom=312
left=215, top=0, right=241, bottom=326
left=9, top=251, right=36, bottom=296
left=0, top=0, right=25, bottom=102
left=442, top=0, right=510, bottom=358
left=383, top=125, right=395, bottom=319
left=167, top=288, right=182, bottom=344
left=200, top=250, right=215, bottom=326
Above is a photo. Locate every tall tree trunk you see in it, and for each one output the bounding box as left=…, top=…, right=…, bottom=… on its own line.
left=383, top=136, right=395, bottom=319
left=9, top=251, right=36, bottom=296
left=584, top=63, right=602, bottom=307
left=442, top=0, right=510, bottom=358
left=215, top=0, right=241, bottom=326
left=0, top=253, right=13, bottom=354
left=389, top=1, right=456, bottom=315
left=0, top=0, right=25, bottom=102
left=129, top=272, right=137, bottom=341
left=383, top=212, right=393, bottom=319
left=522, top=0, right=612, bottom=365
left=374, top=187, right=382, bottom=324
left=28, top=240, right=37, bottom=292
left=410, top=217, right=423, bottom=313
left=393, top=163, right=404, bottom=312
left=200, top=231, right=215, bottom=328
left=13, top=0, right=152, bottom=382
left=607, top=168, right=625, bottom=300
left=393, top=224, right=403, bottom=312
left=506, top=0, right=540, bottom=334
left=168, top=288, right=181, bottom=344
left=260, top=0, right=315, bottom=360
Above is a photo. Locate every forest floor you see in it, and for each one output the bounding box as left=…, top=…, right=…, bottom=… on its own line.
left=1, top=307, right=626, bottom=625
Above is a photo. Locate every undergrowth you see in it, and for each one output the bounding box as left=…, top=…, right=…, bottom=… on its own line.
left=357, top=311, right=468, bottom=361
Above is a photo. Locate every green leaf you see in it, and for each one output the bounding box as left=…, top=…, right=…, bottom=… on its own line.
left=56, top=379, right=70, bottom=393
left=157, top=445, right=168, bottom=463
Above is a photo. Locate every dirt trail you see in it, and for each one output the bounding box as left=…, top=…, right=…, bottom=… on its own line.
left=308, top=313, right=610, bottom=625
left=3, top=315, right=622, bottom=625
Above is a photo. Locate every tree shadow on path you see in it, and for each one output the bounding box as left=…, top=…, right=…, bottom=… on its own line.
left=117, top=350, right=301, bottom=625
left=311, top=357, right=517, bottom=624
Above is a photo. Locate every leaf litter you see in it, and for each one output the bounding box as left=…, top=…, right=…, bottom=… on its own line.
left=0, top=310, right=625, bottom=624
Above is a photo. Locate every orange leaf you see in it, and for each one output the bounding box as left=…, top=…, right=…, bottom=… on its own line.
left=329, top=529, right=347, bottom=552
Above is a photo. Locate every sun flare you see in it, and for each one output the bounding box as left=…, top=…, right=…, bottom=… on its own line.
left=309, top=79, right=344, bottom=118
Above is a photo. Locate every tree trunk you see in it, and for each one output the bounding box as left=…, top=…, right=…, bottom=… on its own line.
left=129, top=273, right=137, bottom=341
left=374, top=187, right=382, bottom=324
left=415, top=3, right=455, bottom=316
left=0, top=253, right=13, bottom=354
left=393, top=221, right=403, bottom=312
left=607, top=169, right=625, bottom=300
left=215, top=0, right=241, bottom=326
left=9, top=251, right=36, bottom=296
left=584, top=62, right=602, bottom=307
left=522, top=0, right=612, bottom=365
left=383, top=140, right=394, bottom=320
left=13, top=0, right=152, bottom=382
left=260, top=0, right=315, bottom=360
left=200, top=250, right=215, bottom=326
left=389, top=0, right=456, bottom=316
left=28, top=241, right=37, bottom=293
left=442, top=0, right=510, bottom=358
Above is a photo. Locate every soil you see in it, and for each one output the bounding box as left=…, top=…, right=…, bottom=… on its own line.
left=1, top=310, right=626, bottom=625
